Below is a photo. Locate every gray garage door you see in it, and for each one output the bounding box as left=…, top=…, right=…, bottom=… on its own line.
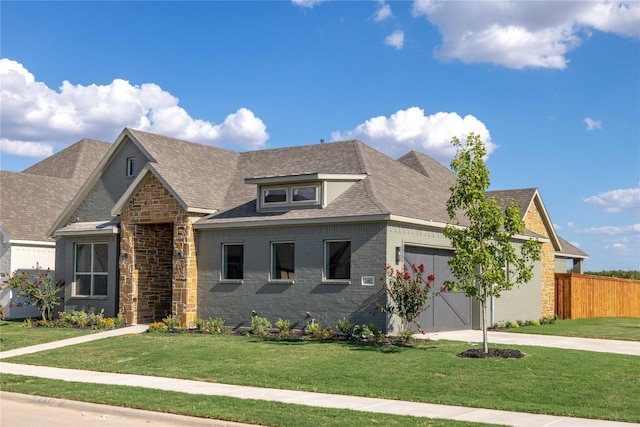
left=404, top=246, right=472, bottom=332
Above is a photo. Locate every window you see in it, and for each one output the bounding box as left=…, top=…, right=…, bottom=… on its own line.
left=223, top=244, right=244, bottom=280
left=126, top=157, right=135, bottom=177
left=292, top=186, right=317, bottom=203
left=75, top=243, right=108, bottom=296
left=272, top=242, right=295, bottom=280
left=263, top=188, right=287, bottom=204
left=325, top=240, right=351, bottom=280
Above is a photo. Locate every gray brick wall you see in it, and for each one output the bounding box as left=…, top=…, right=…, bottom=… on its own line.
left=57, top=235, right=119, bottom=317
left=196, top=222, right=389, bottom=331
left=72, top=140, right=147, bottom=223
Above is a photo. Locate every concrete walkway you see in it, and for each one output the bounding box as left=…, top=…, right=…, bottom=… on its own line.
left=428, top=329, right=640, bottom=356
left=1, top=326, right=638, bottom=427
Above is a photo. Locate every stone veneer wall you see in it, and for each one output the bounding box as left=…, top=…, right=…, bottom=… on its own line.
left=523, top=200, right=555, bottom=318
left=119, top=174, right=201, bottom=326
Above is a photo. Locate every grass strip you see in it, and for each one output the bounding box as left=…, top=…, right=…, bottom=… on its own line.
left=6, top=334, right=640, bottom=423
left=498, top=317, right=640, bottom=341
left=0, top=320, right=96, bottom=351
left=0, top=374, right=498, bottom=427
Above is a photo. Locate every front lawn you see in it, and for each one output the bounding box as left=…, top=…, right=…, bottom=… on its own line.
left=498, top=317, right=640, bottom=341
left=6, top=333, right=639, bottom=423
left=0, top=320, right=96, bottom=351
left=0, top=374, right=498, bottom=427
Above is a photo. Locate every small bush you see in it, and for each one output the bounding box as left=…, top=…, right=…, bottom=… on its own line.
left=148, top=321, right=166, bottom=333
left=251, top=316, right=271, bottom=336
left=397, top=328, right=415, bottom=343
left=531, top=320, right=541, bottom=326
left=509, top=322, right=520, bottom=328
left=306, top=320, right=322, bottom=338
left=275, top=318, right=291, bottom=337
left=201, top=317, right=226, bottom=334
left=353, top=324, right=373, bottom=339
left=336, top=316, right=354, bottom=335
left=162, top=315, right=181, bottom=330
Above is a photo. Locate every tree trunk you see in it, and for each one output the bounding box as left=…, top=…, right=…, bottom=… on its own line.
left=481, top=299, right=488, bottom=353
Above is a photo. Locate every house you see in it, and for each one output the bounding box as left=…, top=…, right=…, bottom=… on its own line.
left=0, top=138, right=110, bottom=318
left=49, top=128, right=588, bottom=332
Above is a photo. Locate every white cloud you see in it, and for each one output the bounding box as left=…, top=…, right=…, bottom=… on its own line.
left=411, top=0, right=640, bottom=69
left=331, top=106, right=495, bottom=163
left=373, top=2, right=392, bottom=22
left=0, top=58, right=269, bottom=157
left=583, top=117, right=603, bottom=131
left=385, top=30, right=405, bottom=49
left=291, top=0, right=326, bottom=8
left=569, top=241, right=582, bottom=248
left=584, top=185, right=640, bottom=215
left=578, top=223, right=640, bottom=235
left=0, top=138, right=54, bottom=158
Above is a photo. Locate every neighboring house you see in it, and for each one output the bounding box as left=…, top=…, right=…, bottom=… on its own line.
left=0, top=139, right=110, bottom=318
left=49, top=128, right=588, bottom=332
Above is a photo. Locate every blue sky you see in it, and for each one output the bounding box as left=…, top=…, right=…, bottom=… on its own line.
left=1, top=0, right=639, bottom=271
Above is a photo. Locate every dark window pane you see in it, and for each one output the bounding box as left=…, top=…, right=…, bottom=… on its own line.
left=224, top=245, right=244, bottom=280
left=326, top=241, right=351, bottom=280
left=292, top=186, right=316, bottom=202
left=94, top=275, right=108, bottom=296
left=264, top=189, right=287, bottom=203
left=273, top=242, right=295, bottom=279
left=76, top=275, right=91, bottom=295
left=93, top=244, right=108, bottom=272
left=76, top=244, right=91, bottom=272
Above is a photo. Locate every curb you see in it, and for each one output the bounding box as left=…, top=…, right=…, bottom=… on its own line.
left=0, top=391, right=258, bottom=427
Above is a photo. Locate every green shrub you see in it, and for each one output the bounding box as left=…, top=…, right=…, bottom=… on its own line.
left=250, top=316, right=271, bottom=336
left=275, top=318, right=291, bottom=337
left=353, top=324, right=373, bottom=339
left=306, top=320, right=322, bottom=338
left=199, top=317, right=226, bottom=334
left=148, top=321, right=166, bottom=333
left=397, top=328, right=415, bottom=343
left=336, top=316, right=354, bottom=335
left=162, top=315, right=181, bottom=330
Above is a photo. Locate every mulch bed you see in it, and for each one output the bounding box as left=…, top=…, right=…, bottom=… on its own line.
left=457, top=348, right=525, bottom=358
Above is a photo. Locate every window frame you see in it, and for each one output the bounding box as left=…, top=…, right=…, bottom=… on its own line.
left=222, top=243, right=244, bottom=282
left=270, top=241, right=295, bottom=282
left=74, top=242, right=109, bottom=297
left=126, top=157, right=135, bottom=177
left=291, top=185, right=319, bottom=204
left=262, top=187, right=288, bottom=205
left=323, top=240, right=351, bottom=283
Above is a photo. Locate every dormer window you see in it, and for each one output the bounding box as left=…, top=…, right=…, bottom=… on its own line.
left=263, top=188, right=287, bottom=204
left=260, top=184, right=320, bottom=209
left=292, top=186, right=317, bottom=202
left=126, top=157, right=135, bottom=177
left=245, top=172, right=369, bottom=212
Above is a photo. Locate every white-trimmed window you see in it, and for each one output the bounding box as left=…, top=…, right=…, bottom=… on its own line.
left=292, top=186, right=318, bottom=203
left=75, top=243, right=108, bottom=296
left=126, top=157, right=135, bottom=177
left=262, top=188, right=287, bottom=204
left=271, top=242, right=295, bottom=280
left=324, top=240, right=351, bottom=280
left=222, top=244, right=244, bottom=280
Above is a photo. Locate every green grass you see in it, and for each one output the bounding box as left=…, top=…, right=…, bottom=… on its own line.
left=0, top=320, right=96, bottom=351
left=6, top=333, right=640, bottom=423
left=500, top=317, right=640, bottom=341
left=0, top=374, right=498, bottom=427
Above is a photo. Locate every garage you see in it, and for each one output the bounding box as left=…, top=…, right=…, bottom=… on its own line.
left=404, top=246, right=473, bottom=332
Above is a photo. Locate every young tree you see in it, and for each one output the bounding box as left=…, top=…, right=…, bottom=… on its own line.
left=443, top=133, right=541, bottom=354
left=5, top=265, right=64, bottom=322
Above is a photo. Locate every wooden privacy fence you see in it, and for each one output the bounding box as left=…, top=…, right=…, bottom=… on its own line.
left=555, top=273, right=640, bottom=319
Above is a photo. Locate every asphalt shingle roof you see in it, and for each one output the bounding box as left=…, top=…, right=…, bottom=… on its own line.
left=1, top=139, right=110, bottom=241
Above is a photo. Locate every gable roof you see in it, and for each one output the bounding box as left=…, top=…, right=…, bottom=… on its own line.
left=485, top=188, right=583, bottom=256
left=22, top=138, right=110, bottom=183
left=197, top=140, right=458, bottom=227
left=1, top=138, right=109, bottom=242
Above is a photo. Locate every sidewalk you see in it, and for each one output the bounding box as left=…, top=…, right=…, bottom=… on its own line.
left=1, top=326, right=638, bottom=427
left=428, top=329, right=640, bottom=356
